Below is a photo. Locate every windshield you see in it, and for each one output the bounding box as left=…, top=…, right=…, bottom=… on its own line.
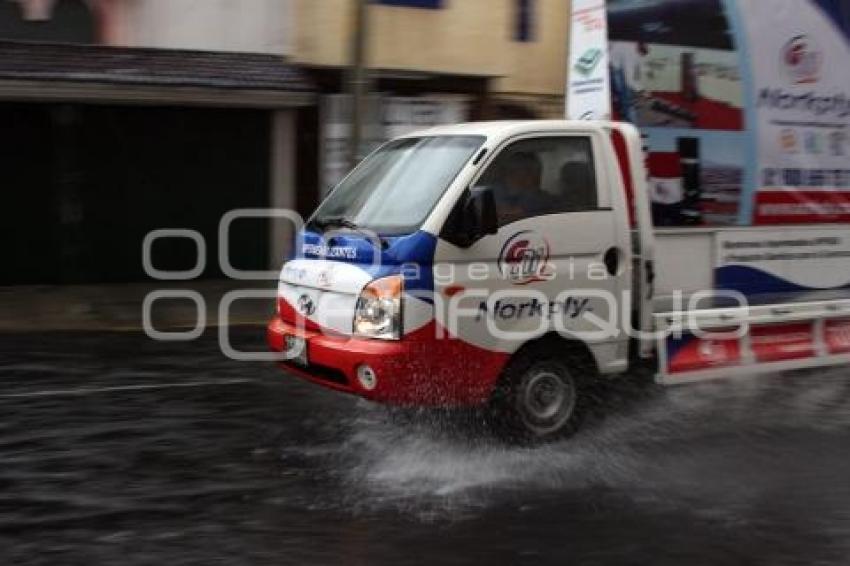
left=310, top=135, right=485, bottom=235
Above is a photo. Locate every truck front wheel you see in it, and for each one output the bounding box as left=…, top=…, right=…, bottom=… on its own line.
left=489, top=348, right=589, bottom=443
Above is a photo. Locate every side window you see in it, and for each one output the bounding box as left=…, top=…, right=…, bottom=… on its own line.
left=474, top=136, right=598, bottom=227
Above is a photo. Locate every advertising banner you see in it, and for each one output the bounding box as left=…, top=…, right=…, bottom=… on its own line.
left=662, top=318, right=850, bottom=379
left=715, top=227, right=850, bottom=295
left=604, top=0, right=747, bottom=226
left=750, top=323, right=817, bottom=362
left=826, top=318, right=850, bottom=354
left=666, top=331, right=741, bottom=374
left=738, top=1, right=850, bottom=225
left=575, top=0, right=850, bottom=227
left=566, top=0, right=611, bottom=121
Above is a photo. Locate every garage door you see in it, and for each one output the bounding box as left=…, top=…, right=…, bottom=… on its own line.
left=0, top=103, right=270, bottom=285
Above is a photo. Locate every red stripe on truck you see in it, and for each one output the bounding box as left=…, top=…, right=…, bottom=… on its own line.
left=610, top=128, right=637, bottom=228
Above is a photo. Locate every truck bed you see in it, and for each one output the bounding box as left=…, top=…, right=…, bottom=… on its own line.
left=648, top=225, right=850, bottom=384
left=651, top=225, right=850, bottom=313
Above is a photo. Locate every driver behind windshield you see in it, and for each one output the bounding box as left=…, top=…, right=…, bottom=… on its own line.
left=493, top=151, right=550, bottom=226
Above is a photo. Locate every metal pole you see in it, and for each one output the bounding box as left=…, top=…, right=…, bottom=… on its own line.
left=349, top=0, right=370, bottom=169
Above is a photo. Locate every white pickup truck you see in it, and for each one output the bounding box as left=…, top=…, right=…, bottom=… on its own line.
left=268, top=120, right=850, bottom=441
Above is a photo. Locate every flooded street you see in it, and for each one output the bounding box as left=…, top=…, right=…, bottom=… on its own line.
left=1, top=328, right=849, bottom=565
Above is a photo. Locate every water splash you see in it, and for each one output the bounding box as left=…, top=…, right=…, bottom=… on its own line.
left=316, top=367, right=850, bottom=519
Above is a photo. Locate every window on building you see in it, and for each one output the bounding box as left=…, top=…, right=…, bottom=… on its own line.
left=514, top=0, right=535, bottom=42
left=377, top=0, right=444, bottom=8
left=474, top=137, right=599, bottom=227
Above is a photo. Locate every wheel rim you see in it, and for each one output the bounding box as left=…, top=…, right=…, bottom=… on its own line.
left=518, top=366, right=576, bottom=435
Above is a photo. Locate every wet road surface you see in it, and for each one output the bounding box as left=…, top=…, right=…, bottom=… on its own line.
left=1, top=328, right=849, bottom=565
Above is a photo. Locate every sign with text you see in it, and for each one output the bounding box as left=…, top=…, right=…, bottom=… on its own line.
left=751, top=323, right=816, bottom=362
left=566, top=0, right=611, bottom=121
left=574, top=0, right=850, bottom=226
left=826, top=318, right=850, bottom=354
left=739, top=1, right=850, bottom=224
left=715, top=228, right=850, bottom=296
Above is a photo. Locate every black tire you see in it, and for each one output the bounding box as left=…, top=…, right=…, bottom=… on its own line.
left=489, top=344, right=592, bottom=443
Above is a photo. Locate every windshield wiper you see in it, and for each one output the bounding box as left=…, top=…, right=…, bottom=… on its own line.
left=309, top=216, right=382, bottom=246
left=310, top=216, right=360, bottom=232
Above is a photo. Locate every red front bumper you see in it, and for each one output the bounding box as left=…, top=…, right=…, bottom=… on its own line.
left=266, top=316, right=507, bottom=406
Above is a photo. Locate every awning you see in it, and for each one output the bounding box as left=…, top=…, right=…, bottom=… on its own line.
left=0, top=40, right=316, bottom=108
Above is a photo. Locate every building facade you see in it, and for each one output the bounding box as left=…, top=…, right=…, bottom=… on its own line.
left=0, top=0, right=310, bottom=285
left=290, top=0, right=570, bottom=196
left=0, top=0, right=574, bottom=285
left=294, top=0, right=570, bottom=118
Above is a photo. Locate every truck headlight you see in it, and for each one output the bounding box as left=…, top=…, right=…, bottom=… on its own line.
left=354, top=275, right=403, bottom=340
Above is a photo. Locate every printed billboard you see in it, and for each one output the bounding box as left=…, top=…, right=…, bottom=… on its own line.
left=664, top=321, right=823, bottom=378
left=715, top=228, right=850, bottom=296
left=567, top=0, right=850, bottom=228
left=605, top=0, right=747, bottom=227
left=739, top=1, right=850, bottom=225
left=567, top=0, right=612, bottom=120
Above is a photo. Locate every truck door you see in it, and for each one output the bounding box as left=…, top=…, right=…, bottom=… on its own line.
left=435, top=132, right=633, bottom=374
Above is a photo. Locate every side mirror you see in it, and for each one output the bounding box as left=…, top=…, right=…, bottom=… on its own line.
left=441, top=187, right=498, bottom=248
left=465, top=186, right=498, bottom=242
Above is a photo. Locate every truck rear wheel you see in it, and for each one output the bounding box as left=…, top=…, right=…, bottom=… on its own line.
left=489, top=346, right=589, bottom=443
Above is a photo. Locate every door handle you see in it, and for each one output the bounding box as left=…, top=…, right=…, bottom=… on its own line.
left=645, top=259, right=656, bottom=299
left=604, top=247, right=620, bottom=276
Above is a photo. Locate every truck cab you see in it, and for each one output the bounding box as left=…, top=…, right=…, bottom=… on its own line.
left=268, top=120, right=651, bottom=440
